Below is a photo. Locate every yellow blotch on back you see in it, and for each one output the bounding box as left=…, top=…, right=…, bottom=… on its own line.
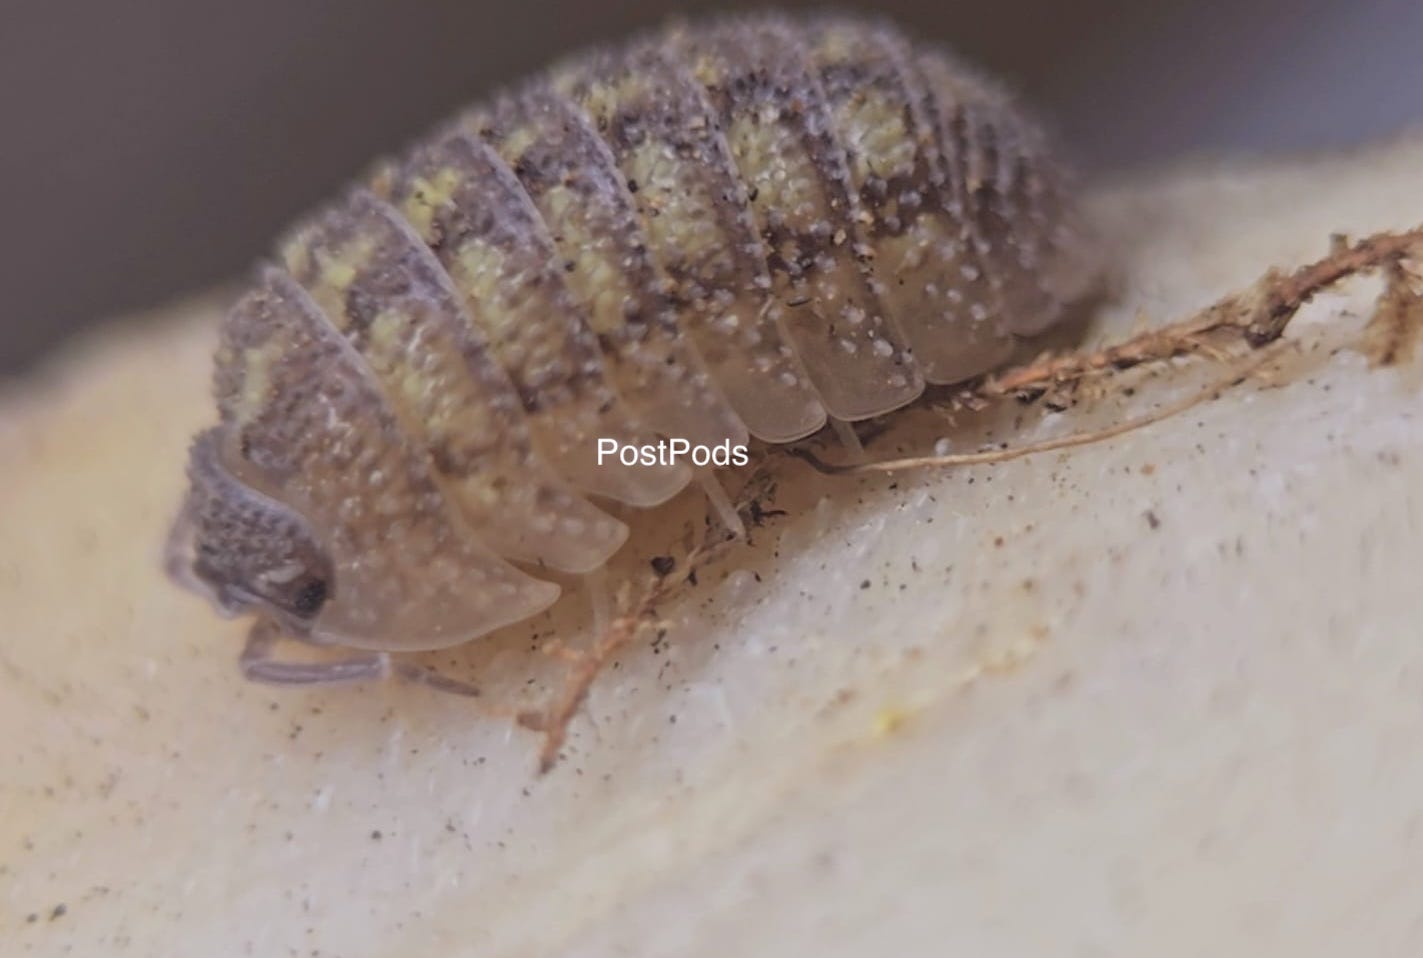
left=232, top=344, right=279, bottom=426
left=835, top=90, right=917, bottom=184
left=726, top=116, right=822, bottom=228
left=401, top=167, right=463, bottom=236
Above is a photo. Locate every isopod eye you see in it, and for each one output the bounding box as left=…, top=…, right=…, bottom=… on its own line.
left=291, top=578, right=328, bottom=618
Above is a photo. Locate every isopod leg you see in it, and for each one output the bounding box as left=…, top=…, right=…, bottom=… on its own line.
left=239, top=621, right=389, bottom=687
left=239, top=621, right=479, bottom=696
left=584, top=564, right=610, bottom=640
left=697, top=469, right=746, bottom=539
left=829, top=417, right=866, bottom=463
left=389, top=661, right=481, bottom=697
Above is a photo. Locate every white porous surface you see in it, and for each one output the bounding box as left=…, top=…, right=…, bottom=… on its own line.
left=4, top=138, right=1423, bottom=956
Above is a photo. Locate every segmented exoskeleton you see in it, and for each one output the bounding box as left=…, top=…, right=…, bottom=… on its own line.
left=167, top=12, right=1096, bottom=682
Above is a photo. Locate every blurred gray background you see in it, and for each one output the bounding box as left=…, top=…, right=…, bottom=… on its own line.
left=3, top=0, right=1420, bottom=373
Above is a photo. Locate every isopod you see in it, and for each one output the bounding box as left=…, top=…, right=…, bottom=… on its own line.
left=165, top=11, right=1097, bottom=686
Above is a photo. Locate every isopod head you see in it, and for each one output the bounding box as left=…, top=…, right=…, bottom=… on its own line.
left=168, top=430, right=334, bottom=632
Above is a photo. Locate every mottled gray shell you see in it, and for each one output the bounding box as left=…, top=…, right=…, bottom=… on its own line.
left=167, top=12, right=1096, bottom=652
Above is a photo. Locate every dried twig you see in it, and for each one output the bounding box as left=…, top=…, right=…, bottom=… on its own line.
left=1361, top=257, right=1423, bottom=368
left=517, top=491, right=750, bottom=773
left=803, top=226, right=1423, bottom=477
left=974, top=227, right=1423, bottom=401
left=794, top=349, right=1281, bottom=476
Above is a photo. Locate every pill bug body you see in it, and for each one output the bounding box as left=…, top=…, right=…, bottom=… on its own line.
left=167, top=12, right=1095, bottom=661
